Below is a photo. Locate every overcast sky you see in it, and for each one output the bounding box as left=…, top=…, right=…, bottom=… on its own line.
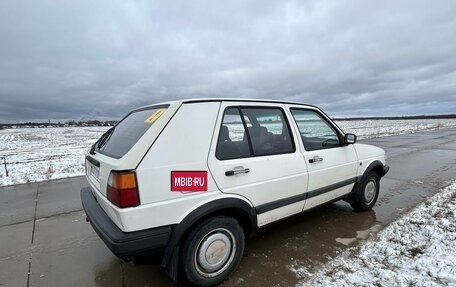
left=1, top=0, right=456, bottom=121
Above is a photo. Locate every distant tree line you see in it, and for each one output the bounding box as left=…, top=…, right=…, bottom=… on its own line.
left=0, top=120, right=118, bottom=130
left=333, top=114, right=456, bottom=121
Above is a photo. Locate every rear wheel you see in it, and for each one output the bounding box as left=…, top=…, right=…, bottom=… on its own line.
left=350, top=172, right=380, bottom=211
left=180, top=216, right=245, bottom=287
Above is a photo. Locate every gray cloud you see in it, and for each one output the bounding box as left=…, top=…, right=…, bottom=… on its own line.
left=1, top=0, right=456, bottom=120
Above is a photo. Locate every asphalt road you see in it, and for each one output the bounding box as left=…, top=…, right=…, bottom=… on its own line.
left=1, top=127, right=456, bottom=287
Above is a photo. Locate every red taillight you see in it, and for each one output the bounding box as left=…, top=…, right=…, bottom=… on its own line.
left=107, top=171, right=140, bottom=208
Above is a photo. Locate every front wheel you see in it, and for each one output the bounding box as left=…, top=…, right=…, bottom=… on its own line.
left=350, top=172, right=380, bottom=211
left=180, top=216, right=245, bottom=287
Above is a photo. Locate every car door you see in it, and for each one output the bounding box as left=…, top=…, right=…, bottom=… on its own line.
left=286, top=106, right=359, bottom=211
left=208, top=102, right=308, bottom=226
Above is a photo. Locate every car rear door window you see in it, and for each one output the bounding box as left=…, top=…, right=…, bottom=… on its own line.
left=216, top=108, right=251, bottom=160
left=216, top=107, right=295, bottom=160
left=96, top=107, right=168, bottom=158
left=241, top=108, right=295, bottom=156
left=290, top=109, right=340, bottom=151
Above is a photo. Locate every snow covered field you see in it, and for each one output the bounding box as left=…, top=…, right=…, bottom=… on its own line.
left=292, top=181, right=456, bottom=287
left=1, top=118, right=456, bottom=186
left=336, top=118, right=456, bottom=139
left=0, top=127, right=108, bottom=186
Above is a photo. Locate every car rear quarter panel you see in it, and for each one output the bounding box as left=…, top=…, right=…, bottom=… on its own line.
left=94, top=190, right=252, bottom=232
left=115, top=102, right=232, bottom=232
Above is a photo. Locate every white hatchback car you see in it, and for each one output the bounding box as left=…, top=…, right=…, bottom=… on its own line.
left=81, top=99, right=389, bottom=286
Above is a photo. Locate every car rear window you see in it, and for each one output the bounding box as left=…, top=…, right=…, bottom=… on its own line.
left=95, top=106, right=168, bottom=158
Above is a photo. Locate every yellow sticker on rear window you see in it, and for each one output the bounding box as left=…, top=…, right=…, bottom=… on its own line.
left=144, top=109, right=166, bottom=124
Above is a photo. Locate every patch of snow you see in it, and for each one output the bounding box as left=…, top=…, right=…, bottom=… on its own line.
left=292, top=181, right=456, bottom=287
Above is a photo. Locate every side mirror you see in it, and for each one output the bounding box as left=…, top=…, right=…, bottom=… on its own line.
left=344, top=133, right=357, bottom=145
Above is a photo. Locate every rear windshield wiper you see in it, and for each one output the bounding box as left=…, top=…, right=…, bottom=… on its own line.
left=89, top=142, right=96, bottom=155
left=96, top=127, right=115, bottom=150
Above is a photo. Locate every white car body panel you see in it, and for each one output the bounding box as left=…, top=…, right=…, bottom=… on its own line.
left=136, top=102, right=220, bottom=204
left=257, top=201, right=304, bottom=226
left=304, top=186, right=353, bottom=210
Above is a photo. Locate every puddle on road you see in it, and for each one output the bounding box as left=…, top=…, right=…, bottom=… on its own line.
left=335, top=223, right=383, bottom=246
left=220, top=203, right=380, bottom=287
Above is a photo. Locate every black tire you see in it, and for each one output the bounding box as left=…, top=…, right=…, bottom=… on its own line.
left=350, top=172, right=380, bottom=211
left=180, top=216, right=245, bottom=287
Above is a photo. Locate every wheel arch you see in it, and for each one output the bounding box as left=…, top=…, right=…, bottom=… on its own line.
left=160, top=197, right=257, bottom=280
left=358, top=160, right=386, bottom=182
left=346, top=160, right=385, bottom=204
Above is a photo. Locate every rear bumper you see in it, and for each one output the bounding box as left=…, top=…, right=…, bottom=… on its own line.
left=80, top=187, right=172, bottom=258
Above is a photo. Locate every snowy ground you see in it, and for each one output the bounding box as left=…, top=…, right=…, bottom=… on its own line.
left=0, top=127, right=108, bottom=186
left=1, top=118, right=456, bottom=186
left=292, top=181, right=456, bottom=287
left=336, top=118, right=456, bottom=140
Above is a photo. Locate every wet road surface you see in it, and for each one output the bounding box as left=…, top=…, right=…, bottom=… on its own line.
left=1, top=128, right=456, bottom=287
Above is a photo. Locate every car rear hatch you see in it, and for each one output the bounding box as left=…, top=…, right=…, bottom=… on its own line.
left=85, top=102, right=181, bottom=198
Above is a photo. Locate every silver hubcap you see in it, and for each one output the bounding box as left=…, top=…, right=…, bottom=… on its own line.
left=364, top=180, right=376, bottom=204
left=195, top=228, right=236, bottom=277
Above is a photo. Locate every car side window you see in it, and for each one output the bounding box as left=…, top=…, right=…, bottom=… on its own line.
left=290, top=109, right=340, bottom=151
left=216, top=108, right=251, bottom=160
left=241, top=108, right=295, bottom=156
left=216, top=107, right=295, bottom=160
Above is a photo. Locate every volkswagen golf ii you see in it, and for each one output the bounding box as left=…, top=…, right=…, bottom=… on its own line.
left=81, top=99, right=389, bottom=286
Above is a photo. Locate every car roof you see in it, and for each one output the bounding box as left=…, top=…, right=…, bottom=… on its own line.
left=182, top=98, right=313, bottom=106
left=136, top=98, right=317, bottom=110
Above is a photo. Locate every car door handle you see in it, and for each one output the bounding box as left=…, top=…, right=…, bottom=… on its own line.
left=225, top=166, right=250, bottom=176
left=309, top=156, right=323, bottom=163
